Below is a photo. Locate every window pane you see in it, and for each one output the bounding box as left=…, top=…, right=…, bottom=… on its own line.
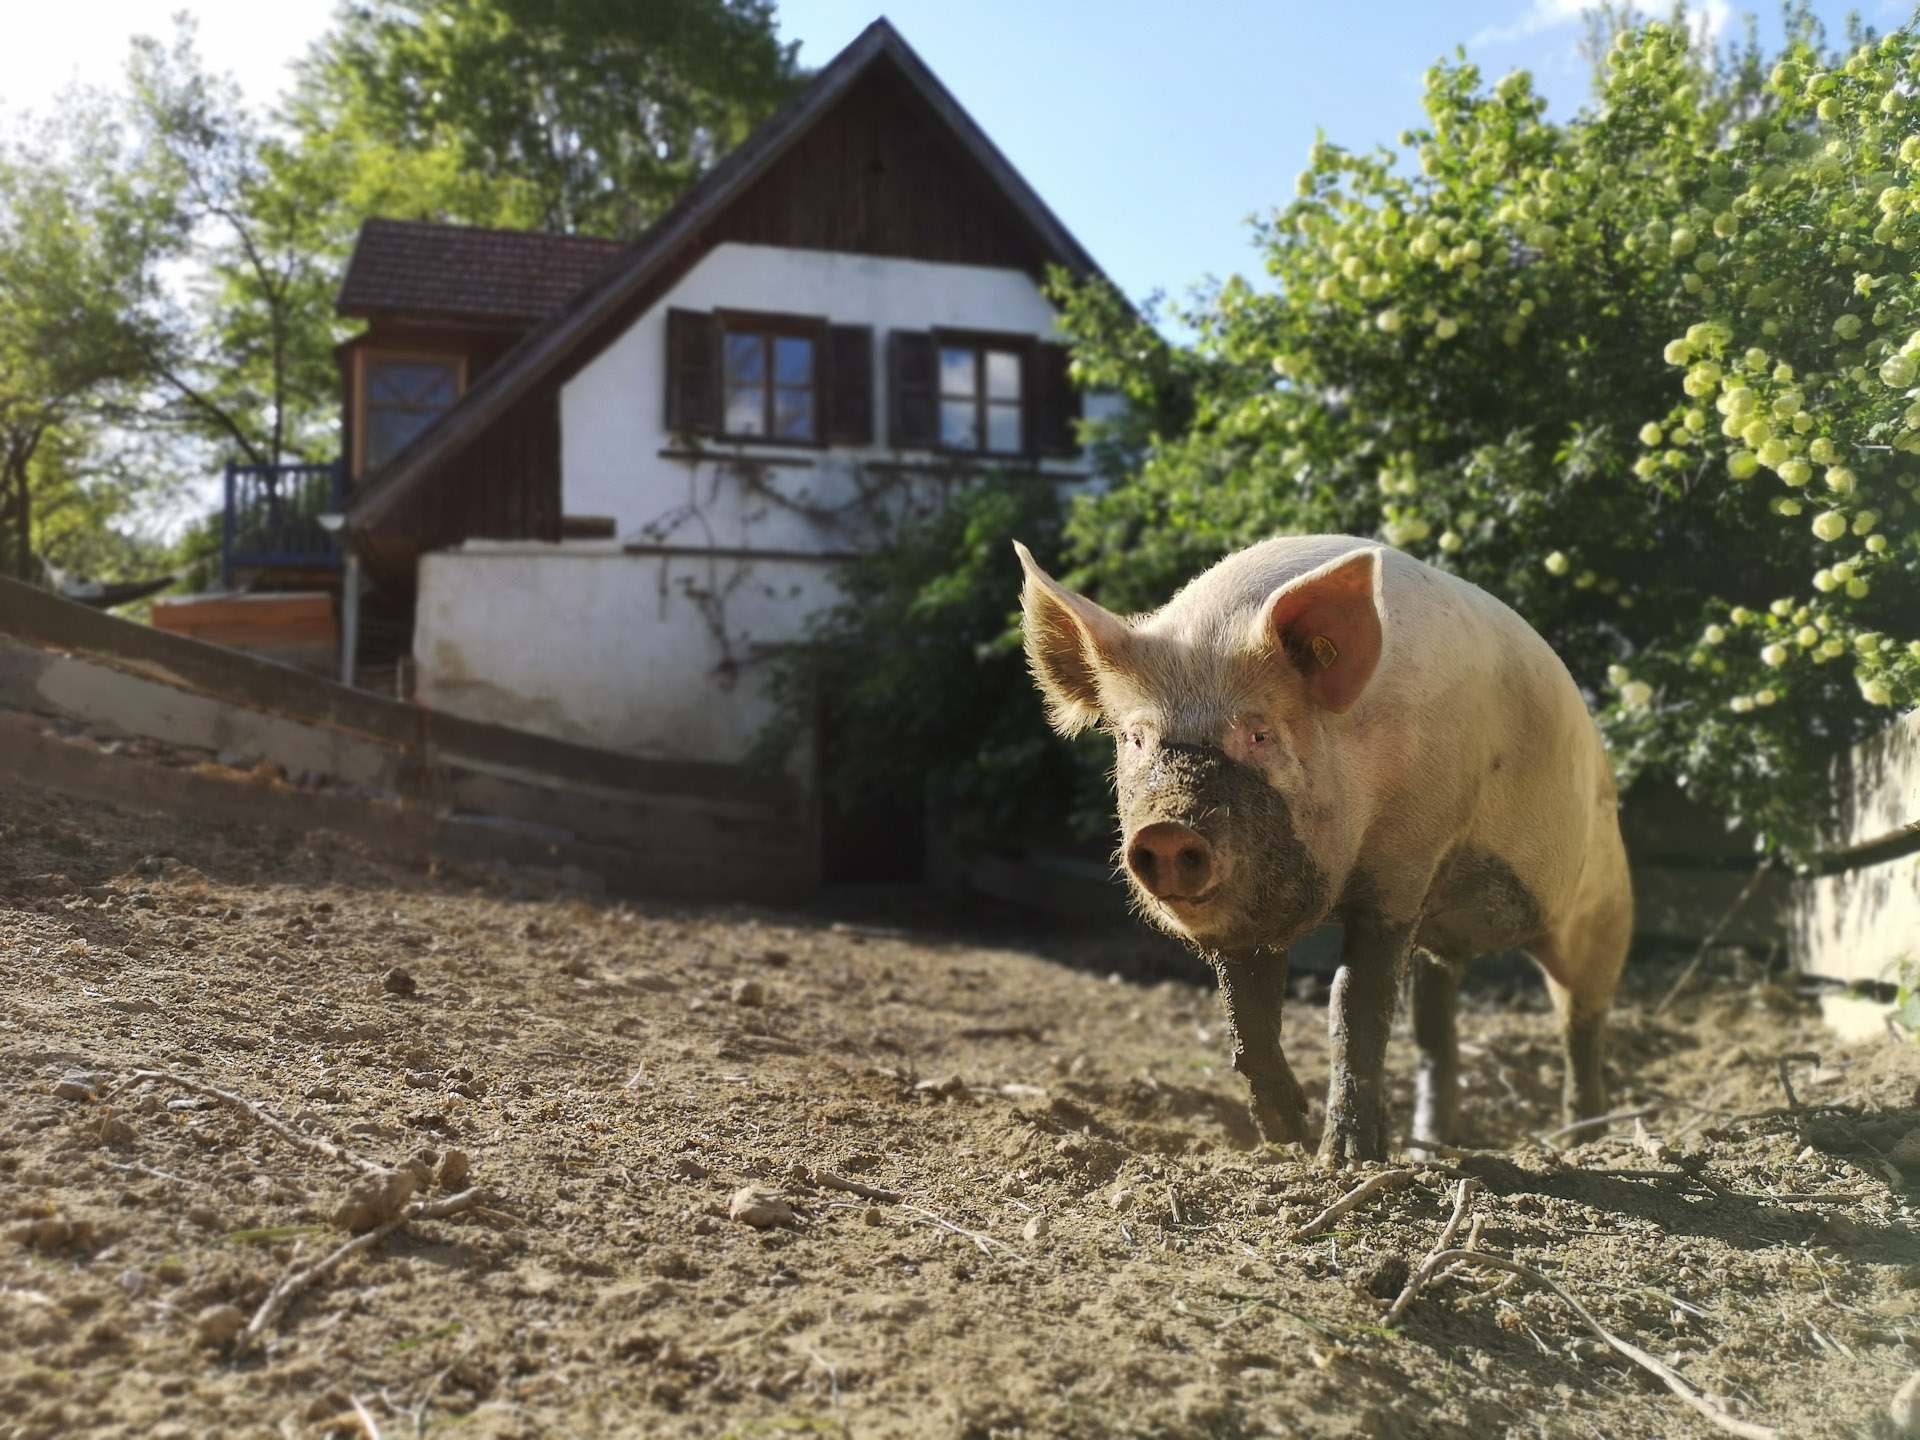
left=369, top=361, right=457, bottom=406
left=985, top=402, right=1022, bottom=454
left=774, top=387, right=814, bottom=440
left=725, top=333, right=765, bottom=384
left=985, top=350, right=1021, bottom=401
left=725, top=385, right=766, bottom=435
left=365, top=407, right=441, bottom=469
left=940, top=346, right=976, bottom=397
left=774, top=335, right=813, bottom=385
left=940, top=398, right=979, bottom=449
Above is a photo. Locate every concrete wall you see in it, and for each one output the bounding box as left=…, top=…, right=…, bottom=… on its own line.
left=417, top=242, right=1118, bottom=763
left=1792, top=709, right=1920, bottom=983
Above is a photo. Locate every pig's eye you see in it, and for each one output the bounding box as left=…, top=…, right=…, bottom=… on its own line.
left=1248, top=729, right=1272, bottom=748
left=1128, top=730, right=1144, bottom=749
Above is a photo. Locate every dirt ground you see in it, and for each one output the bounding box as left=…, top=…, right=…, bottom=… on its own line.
left=4, top=774, right=1920, bottom=1440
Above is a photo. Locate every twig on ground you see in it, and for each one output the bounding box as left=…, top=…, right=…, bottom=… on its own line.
left=240, top=1189, right=487, bottom=1350
left=1536, top=1106, right=1661, bottom=1146
left=807, top=1348, right=842, bottom=1408
left=1167, top=1184, right=1185, bottom=1226
left=1408, top=1138, right=1511, bottom=1159
left=903, top=1204, right=1029, bottom=1264
left=1396, top=1249, right=1780, bottom=1440
left=1775, top=1051, right=1820, bottom=1144
left=349, top=1394, right=383, bottom=1440
left=957, top=1025, right=1046, bottom=1042
left=1289, top=1170, right=1412, bottom=1241
left=1655, top=856, right=1774, bottom=1015
left=1384, top=1177, right=1480, bottom=1323
left=102, top=1158, right=204, bottom=1188
left=813, top=1171, right=900, bottom=1203
left=132, top=1070, right=381, bottom=1175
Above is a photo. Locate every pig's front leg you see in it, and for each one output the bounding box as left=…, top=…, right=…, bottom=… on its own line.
left=1213, top=948, right=1309, bottom=1147
left=1320, top=914, right=1418, bottom=1166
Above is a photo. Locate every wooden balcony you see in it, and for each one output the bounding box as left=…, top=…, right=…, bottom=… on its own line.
left=222, top=461, right=343, bottom=586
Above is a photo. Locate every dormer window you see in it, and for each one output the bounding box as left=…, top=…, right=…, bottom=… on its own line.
left=357, top=353, right=464, bottom=476
left=724, top=325, right=817, bottom=441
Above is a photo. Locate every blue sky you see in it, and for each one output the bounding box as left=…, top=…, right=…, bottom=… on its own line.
left=5, top=0, right=1905, bottom=307
left=775, top=0, right=1902, bottom=307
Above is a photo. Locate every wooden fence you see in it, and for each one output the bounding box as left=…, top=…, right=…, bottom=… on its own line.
left=0, top=576, right=817, bottom=903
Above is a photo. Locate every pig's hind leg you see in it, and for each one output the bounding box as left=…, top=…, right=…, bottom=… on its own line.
left=1410, top=950, right=1465, bottom=1151
left=1529, top=899, right=1631, bottom=1136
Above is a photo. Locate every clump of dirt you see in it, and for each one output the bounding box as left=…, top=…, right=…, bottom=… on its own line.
left=3, top=775, right=1920, bottom=1439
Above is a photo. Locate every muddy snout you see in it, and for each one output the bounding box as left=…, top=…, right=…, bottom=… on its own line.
left=1125, top=821, right=1217, bottom=900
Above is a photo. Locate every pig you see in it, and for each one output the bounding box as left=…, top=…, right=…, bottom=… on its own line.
left=1015, top=536, right=1632, bottom=1165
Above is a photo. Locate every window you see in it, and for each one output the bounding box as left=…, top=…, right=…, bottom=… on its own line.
left=938, top=343, right=1024, bottom=453
left=360, top=355, right=462, bottom=473
left=668, top=310, right=871, bottom=445
left=886, top=330, right=1079, bottom=457
left=722, top=326, right=817, bottom=441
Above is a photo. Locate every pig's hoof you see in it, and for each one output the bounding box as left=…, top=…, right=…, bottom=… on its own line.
left=1315, top=1121, right=1385, bottom=1169
left=1249, top=1099, right=1309, bottom=1149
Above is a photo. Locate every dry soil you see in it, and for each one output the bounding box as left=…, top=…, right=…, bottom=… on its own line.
left=4, top=774, right=1920, bottom=1439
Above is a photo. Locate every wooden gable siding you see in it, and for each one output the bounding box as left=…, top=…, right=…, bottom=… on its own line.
left=691, top=61, right=1050, bottom=275
left=373, top=383, right=562, bottom=568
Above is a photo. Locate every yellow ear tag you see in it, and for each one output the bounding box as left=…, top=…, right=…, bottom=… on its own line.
left=1310, top=635, right=1339, bottom=669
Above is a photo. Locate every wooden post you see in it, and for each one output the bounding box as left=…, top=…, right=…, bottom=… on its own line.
left=338, top=549, right=361, bottom=689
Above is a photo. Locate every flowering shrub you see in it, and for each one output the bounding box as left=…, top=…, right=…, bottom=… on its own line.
left=1059, top=19, right=1919, bottom=848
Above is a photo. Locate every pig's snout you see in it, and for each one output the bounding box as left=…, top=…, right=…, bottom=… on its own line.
left=1126, top=822, right=1216, bottom=900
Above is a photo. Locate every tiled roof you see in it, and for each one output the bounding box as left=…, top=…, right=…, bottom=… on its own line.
left=337, top=219, right=630, bottom=323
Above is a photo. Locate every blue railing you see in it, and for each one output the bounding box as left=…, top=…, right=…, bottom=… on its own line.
left=222, top=461, right=344, bottom=586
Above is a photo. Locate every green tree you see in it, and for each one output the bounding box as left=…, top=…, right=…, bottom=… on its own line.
left=0, top=100, right=182, bottom=580
left=1056, top=14, right=1917, bottom=848
left=288, top=0, right=805, bottom=238
left=757, top=474, right=1106, bottom=852
left=125, top=23, right=341, bottom=467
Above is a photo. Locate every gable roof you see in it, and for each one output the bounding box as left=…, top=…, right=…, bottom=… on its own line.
left=338, top=219, right=628, bottom=325
left=344, top=16, right=1111, bottom=540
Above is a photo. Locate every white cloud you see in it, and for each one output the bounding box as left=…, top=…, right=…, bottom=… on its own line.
left=1472, top=0, right=1733, bottom=53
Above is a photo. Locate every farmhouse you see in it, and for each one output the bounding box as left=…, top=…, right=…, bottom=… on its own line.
left=239, top=19, right=1115, bottom=805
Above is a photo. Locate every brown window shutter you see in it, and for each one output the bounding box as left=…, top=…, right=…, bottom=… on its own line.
left=665, top=308, right=719, bottom=434
left=888, top=329, right=937, bottom=448
left=1032, top=341, right=1082, bottom=458
left=825, top=325, right=873, bottom=445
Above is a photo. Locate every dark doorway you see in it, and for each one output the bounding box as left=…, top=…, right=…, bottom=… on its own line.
left=821, top=786, right=925, bottom=883
left=817, top=712, right=925, bottom=883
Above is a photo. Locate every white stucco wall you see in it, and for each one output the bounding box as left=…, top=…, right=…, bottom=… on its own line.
left=416, top=242, right=1121, bottom=762
left=560, top=242, right=1113, bottom=548
left=417, top=544, right=838, bottom=764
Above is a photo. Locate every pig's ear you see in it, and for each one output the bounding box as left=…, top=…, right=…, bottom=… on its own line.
left=1014, top=541, right=1129, bottom=735
left=1257, top=548, right=1384, bottom=715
